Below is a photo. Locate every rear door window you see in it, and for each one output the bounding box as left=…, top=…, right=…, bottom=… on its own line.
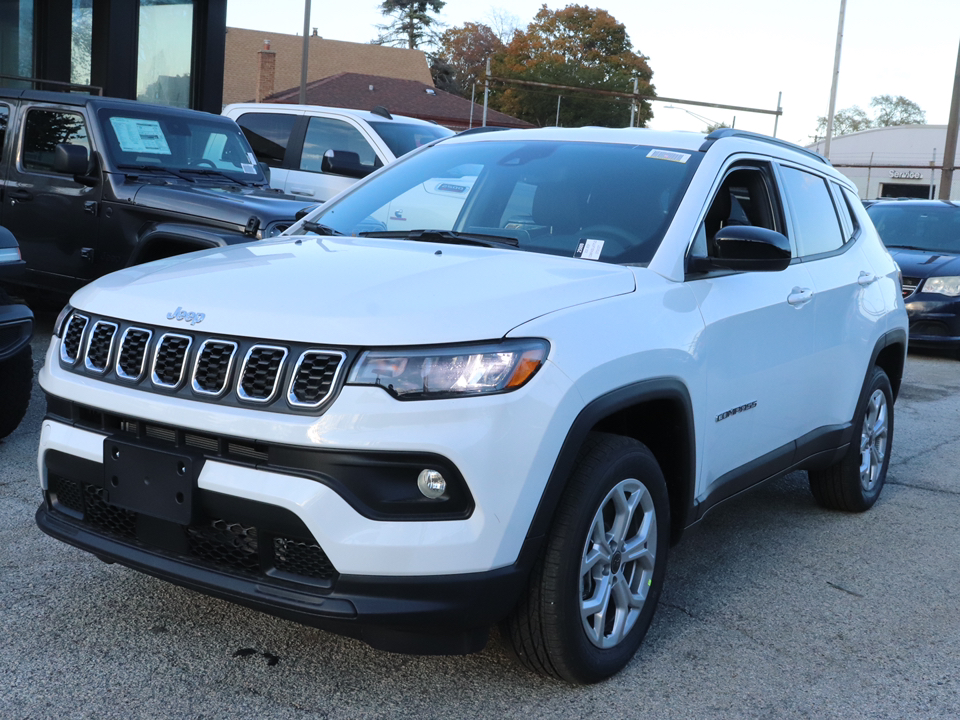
left=236, top=112, right=297, bottom=167
left=779, top=166, right=845, bottom=257
left=0, top=104, right=9, bottom=164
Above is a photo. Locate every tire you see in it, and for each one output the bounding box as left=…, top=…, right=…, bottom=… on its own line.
left=0, top=344, right=33, bottom=440
left=809, top=366, right=893, bottom=512
left=504, top=432, right=670, bottom=684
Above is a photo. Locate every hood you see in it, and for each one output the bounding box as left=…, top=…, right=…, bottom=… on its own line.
left=132, top=183, right=318, bottom=227
left=71, top=237, right=636, bottom=345
left=888, top=248, right=960, bottom=279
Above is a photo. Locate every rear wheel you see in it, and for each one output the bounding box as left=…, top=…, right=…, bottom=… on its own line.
left=809, top=366, right=893, bottom=512
left=504, top=433, right=669, bottom=683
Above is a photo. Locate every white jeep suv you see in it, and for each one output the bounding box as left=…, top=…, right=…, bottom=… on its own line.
left=36, top=127, right=908, bottom=683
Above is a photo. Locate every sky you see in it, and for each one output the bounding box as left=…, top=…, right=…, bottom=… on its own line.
left=226, top=0, right=960, bottom=147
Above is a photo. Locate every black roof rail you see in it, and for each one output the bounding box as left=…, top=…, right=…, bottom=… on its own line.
left=700, top=128, right=831, bottom=166
left=456, top=126, right=511, bottom=137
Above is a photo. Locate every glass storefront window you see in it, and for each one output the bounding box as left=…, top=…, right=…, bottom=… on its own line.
left=0, top=0, right=35, bottom=84
left=71, top=0, right=93, bottom=86
left=137, top=0, right=194, bottom=108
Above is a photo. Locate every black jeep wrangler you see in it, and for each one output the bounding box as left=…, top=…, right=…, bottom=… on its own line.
left=0, top=89, right=316, bottom=296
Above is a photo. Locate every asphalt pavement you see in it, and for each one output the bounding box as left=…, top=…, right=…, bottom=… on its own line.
left=1, top=312, right=958, bottom=719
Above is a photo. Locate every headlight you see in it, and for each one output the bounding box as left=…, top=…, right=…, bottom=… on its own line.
left=53, top=304, right=74, bottom=338
left=923, top=276, right=960, bottom=297
left=347, top=339, right=549, bottom=399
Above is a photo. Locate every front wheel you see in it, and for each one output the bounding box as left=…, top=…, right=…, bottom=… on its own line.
left=809, top=366, right=893, bottom=512
left=504, top=433, right=669, bottom=683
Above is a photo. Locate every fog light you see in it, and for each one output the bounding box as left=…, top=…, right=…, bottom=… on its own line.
left=417, top=469, right=446, bottom=499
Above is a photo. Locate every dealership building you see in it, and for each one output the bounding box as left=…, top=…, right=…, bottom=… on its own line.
left=807, top=125, right=960, bottom=201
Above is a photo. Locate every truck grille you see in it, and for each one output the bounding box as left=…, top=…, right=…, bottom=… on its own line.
left=57, top=311, right=349, bottom=415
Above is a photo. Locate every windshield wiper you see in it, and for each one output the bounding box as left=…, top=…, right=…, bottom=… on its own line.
left=115, top=164, right=195, bottom=182
left=178, top=168, right=252, bottom=187
left=885, top=244, right=936, bottom=251
left=300, top=221, right=344, bottom=236
left=359, top=229, right=519, bottom=248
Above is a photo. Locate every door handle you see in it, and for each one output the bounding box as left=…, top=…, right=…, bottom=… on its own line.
left=787, top=287, right=814, bottom=306
left=858, top=271, right=878, bottom=286
left=288, top=187, right=315, bottom=196
left=8, top=189, right=32, bottom=201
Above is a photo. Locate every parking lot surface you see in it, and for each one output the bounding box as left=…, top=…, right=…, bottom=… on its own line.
left=2, top=311, right=958, bottom=719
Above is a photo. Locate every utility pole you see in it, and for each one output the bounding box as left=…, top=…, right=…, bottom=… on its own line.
left=482, top=57, right=490, bottom=127
left=938, top=37, right=960, bottom=200
left=772, top=91, right=782, bottom=138
left=824, top=0, right=847, bottom=160
left=629, top=77, right=638, bottom=127
left=299, top=0, right=311, bottom=105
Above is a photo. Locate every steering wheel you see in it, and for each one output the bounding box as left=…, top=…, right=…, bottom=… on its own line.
left=578, top=224, right=636, bottom=252
left=193, top=159, right=217, bottom=168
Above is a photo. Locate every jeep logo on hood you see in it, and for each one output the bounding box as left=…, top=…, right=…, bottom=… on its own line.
left=167, top=306, right=205, bottom=325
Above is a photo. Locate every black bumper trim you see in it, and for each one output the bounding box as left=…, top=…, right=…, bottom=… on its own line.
left=36, top=504, right=537, bottom=655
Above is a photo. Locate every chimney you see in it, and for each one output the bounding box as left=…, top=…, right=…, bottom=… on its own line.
left=256, top=39, right=276, bottom=103
left=312, top=27, right=318, bottom=37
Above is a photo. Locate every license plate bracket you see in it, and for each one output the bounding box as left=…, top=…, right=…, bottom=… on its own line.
left=102, top=437, right=202, bottom=525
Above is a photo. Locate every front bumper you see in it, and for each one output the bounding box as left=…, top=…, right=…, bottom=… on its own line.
left=905, top=294, right=960, bottom=349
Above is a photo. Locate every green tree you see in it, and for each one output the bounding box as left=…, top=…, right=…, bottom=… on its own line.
left=814, top=95, right=925, bottom=139
left=492, top=4, right=654, bottom=128
left=375, top=0, right=446, bottom=50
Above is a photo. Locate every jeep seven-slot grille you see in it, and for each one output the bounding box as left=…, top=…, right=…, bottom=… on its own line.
left=289, top=351, right=345, bottom=407
left=84, top=321, right=118, bottom=372
left=116, top=328, right=152, bottom=380
left=238, top=346, right=287, bottom=401
left=47, top=475, right=338, bottom=584
left=61, top=314, right=89, bottom=363
left=192, top=340, right=237, bottom=395
left=152, top=334, right=192, bottom=388
left=59, top=312, right=348, bottom=414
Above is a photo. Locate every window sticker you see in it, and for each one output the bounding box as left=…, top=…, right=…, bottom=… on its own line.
left=574, top=238, right=604, bottom=260
left=647, top=148, right=690, bottom=164
left=241, top=163, right=257, bottom=174
left=110, top=117, right=171, bottom=155
left=247, top=152, right=257, bottom=165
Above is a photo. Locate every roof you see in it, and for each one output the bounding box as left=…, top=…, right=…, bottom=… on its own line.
left=263, top=73, right=534, bottom=131
left=223, top=28, right=434, bottom=107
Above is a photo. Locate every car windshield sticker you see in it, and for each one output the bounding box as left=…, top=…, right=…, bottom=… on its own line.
left=247, top=152, right=257, bottom=165
left=241, top=163, right=257, bottom=174
left=110, top=117, right=172, bottom=155
left=574, top=238, right=604, bottom=260
left=647, top=149, right=690, bottom=164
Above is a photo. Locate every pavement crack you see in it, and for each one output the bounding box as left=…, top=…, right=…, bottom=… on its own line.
left=826, top=581, right=864, bottom=598
left=659, top=600, right=697, bottom=619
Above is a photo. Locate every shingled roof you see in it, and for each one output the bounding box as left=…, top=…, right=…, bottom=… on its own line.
left=263, top=72, right=533, bottom=131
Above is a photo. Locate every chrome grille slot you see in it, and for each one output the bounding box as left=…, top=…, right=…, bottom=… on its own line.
left=116, top=327, right=153, bottom=381
left=192, top=339, right=238, bottom=396
left=288, top=350, right=346, bottom=408
left=84, top=321, right=119, bottom=373
left=60, top=313, right=89, bottom=364
left=151, top=333, right=193, bottom=388
left=902, top=277, right=920, bottom=298
left=237, top=345, right=287, bottom=402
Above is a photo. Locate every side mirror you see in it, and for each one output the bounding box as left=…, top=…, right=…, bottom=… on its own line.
left=53, top=143, right=89, bottom=175
left=688, top=226, right=792, bottom=274
left=321, top=149, right=373, bottom=179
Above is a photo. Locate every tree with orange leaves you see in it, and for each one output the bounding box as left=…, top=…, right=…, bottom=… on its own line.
left=492, top=4, right=654, bottom=128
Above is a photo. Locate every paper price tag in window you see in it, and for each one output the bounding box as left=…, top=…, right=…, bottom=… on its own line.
left=574, top=238, right=604, bottom=260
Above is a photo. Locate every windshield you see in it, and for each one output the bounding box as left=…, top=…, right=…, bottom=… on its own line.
left=867, top=204, right=960, bottom=253
left=367, top=121, right=454, bottom=158
left=97, top=107, right=266, bottom=184
left=292, top=139, right=703, bottom=265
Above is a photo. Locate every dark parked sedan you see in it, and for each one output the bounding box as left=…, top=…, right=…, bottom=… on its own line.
left=866, top=199, right=960, bottom=354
